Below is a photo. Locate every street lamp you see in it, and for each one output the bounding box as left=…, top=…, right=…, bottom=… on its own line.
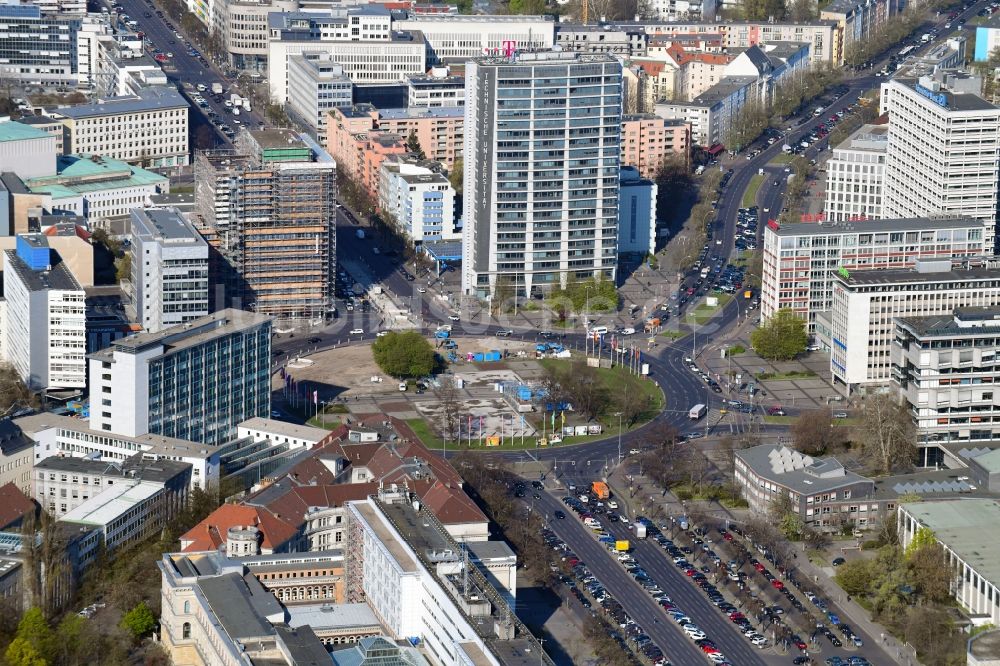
left=584, top=285, right=593, bottom=328
left=615, top=411, right=623, bottom=464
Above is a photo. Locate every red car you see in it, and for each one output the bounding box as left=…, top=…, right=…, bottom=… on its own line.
left=729, top=612, right=745, bottom=620
left=753, top=562, right=766, bottom=572
left=685, top=568, right=697, bottom=577
left=723, top=533, right=734, bottom=541
left=700, top=645, right=720, bottom=654
left=772, top=580, right=785, bottom=590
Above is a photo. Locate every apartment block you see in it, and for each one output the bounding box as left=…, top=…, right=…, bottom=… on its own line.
left=830, top=260, right=1000, bottom=391
left=88, top=309, right=271, bottom=445
left=379, top=161, right=458, bottom=244
left=620, top=113, right=690, bottom=178
left=824, top=123, right=887, bottom=222
left=892, top=308, right=1000, bottom=444
left=285, top=53, right=352, bottom=142
left=0, top=419, right=34, bottom=496
left=761, top=216, right=988, bottom=332
left=49, top=87, right=189, bottom=167
left=374, top=106, right=463, bottom=171
left=266, top=9, right=426, bottom=104
left=129, top=207, right=210, bottom=334
left=3, top=236, right=85, bottom=392
left=326, top=105, right=407, bottom=201
left=820, top=0, right=896, bottom=56
left=195, top=130, right=336, bottom=320
left=34, top=454, right=190, bottom=518
left=880, top=71, right=1000, bottom=251
left=656, top=75, right=756, bottom=146
left=462, top=51, right=623, bottom=298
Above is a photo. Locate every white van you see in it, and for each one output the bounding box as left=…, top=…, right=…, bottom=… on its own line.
left=588, top=326, right=608, bottom=336
left=398, top=382, right=407, bottom=392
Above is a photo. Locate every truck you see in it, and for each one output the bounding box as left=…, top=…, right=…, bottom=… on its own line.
left=689, top=403, right=707, bottom=420
left=921, top=33, right=931, bottom=43
left=591, top=481, right=610, bottom=500
left=615, top=540, right=631, bottom=552
left=211, top=82, right=223, bottom=95
left=242, top=99, right=251, bottom=112
left=632, top=522, right=647, bottom=539
left=434, top=330, right=450, bottom=339
left=355, top=229, right=365, bottom=240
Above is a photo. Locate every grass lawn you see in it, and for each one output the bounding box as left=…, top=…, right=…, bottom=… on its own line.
left=768, top=152, right=795, bottom=165
left=660, top=329, right=687, bottom=340
left=685, top=293, right=734, bottom=325
left=758, top=370, right=817, bottom=380
left=763, top=414, right=861, bottom=426
left=742, top=174, right=765, bottom=208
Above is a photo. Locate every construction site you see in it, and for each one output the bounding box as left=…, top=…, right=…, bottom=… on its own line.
left=193, top=128, right=337, bottom=321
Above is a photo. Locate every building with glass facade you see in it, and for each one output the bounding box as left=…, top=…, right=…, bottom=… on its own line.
left=87, top=309, right=271, bottom=445
left=462, top=51, right=623, bottom=298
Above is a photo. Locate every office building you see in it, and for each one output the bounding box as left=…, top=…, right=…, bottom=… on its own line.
left=194, top=130, right=336, bottom=319
left=88, top=309, right=271, bottom=445
left=395, top=13, right=555, bottom=65
left=3, top=236, right=86, bottom=392
left=374, top=106, right=464, bottom=171
left=761, top=216, right=988, bottom=332
left=975, top=12, right=1000, bottom=61
left=0, top=122, right=58, bottom=180
left=892, top=308, right=1000, bottom=445
left=618, top=166, right=657, bottom=257
left=620, top=114, right=689, bottom=179
left=36, top=219, right=94, bottom=287
left=880, top=71, right=1000, bottom=251
left=462, top=51, right=623, bottom=298
left=406, top=70, right=465, bottom=108
left=830, top=260, right=1000, bottom=391
left=0, top=5, right=84, bottom=86
left=379, top=161, right=458, bottom=244
left=266, top=10, right=426, bottom=104
left=60, top=479, right=181, bottom=567
left=898, top=499, right=1000, bottom=627
left=129, top=208, right=210, bottom=334
left=285, top=53, right=353, bottom=141
left=734, top=444, right=888, bottom=531
left=49, top=87, right=190, bottom=167
left=0, top=419, right=34, bottom=496
left=824, top=123, right=887, bottom=222
left=25, top=155, right=169, bottom=222
left=34, top=454, right=190, bottom=518
left=212, top=0, right=298, bottom=72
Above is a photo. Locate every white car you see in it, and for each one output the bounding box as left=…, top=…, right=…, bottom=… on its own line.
left=708, top=653, right=728, bottom=664
left=448, top=314, right=461, bottom=321
left=349, top=328, right=364, bottom=335
left=376, top=331, right=389, bottom=337
left=682, top=624, right=702, bottom=636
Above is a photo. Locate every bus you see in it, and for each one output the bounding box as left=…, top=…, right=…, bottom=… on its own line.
left=898, top=44, right=917, bottom=58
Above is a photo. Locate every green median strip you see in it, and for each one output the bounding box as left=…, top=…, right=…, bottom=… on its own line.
left=742, top=174, right=765, bottom=208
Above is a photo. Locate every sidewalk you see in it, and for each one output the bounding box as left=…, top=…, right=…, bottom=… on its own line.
left=791, top=552, right=918, bottom=666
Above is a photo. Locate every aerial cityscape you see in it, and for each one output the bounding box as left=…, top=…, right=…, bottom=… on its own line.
left=0, top=0, right=999, bottom=663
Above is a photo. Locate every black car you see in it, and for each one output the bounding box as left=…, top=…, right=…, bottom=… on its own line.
left=308, top=337, right=321, bottom=344
left=554, top=510, right=566, bottom=519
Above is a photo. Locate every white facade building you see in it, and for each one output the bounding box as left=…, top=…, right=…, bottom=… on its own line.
left=236, top=417, right=329, bottom=451
left=406, top=70, right=465, bottom=108
left=129, top=207, right=210, bottom=334
left=3, top=237, right=85, bottom=392
left=881, top=71, right=1000, bottom=252
left=761, top=216, right=988, bottom=332
left=212, top=0, right=298, bottom=72
left=267, top=10, right=425, bottom=104
left=51, top=87, right=190, bottom=168
left=655, top=75, right=756, bottom=146
left=379, top=162, right=458, bottom=244
left=462, top=51, right=622, bottom=298
left=824, top=123, right=887, bottom=222
left=285, top=53, right=353, bottom=141
left=898, top=500, right=1000, bottom=628
left=830, top=260, right=1000, bottom=391
left=394, top=14, right=555, bottom=65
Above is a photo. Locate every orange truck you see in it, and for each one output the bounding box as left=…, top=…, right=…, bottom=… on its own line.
left=592, top=481, right=610, bottom=500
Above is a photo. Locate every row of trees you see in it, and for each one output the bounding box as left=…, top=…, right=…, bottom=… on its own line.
left=658, top=161, right=722, bottom=272
left=737, top=0, right=816, bottom=22
left=545, top=276, right=619, bottom=316
left=843, top=9, right=926, bottom=68
left=541, top=359, right=655, bottom=424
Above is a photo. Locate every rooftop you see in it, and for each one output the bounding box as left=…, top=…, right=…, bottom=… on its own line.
left=0, top=483, right=35, bottom=530
left=689, top=76, right=757, bottom=106
left=768, top=216, right=981, bottom=237
left=35, top=454, right=191, bottom=484
left=26, top=155, right=166, bottom=198
left=891, top=75, right=999, bottom=112
left=0, top=121, right=51, bottom=143
left=378, top=106, right=463, bottom=121
left=834, top=265, right=1000, bottom=287
left=472, top=51, right=618, bottom=67
left=131, top=207, right=206, bottom=244
left=3, top=248, right=81, bottom=292
left=285, top=602, right=380, bottom=632
left=736, top=444, right=872, bottom=494
left=89, top=308, right=271, bottom=361
left=900, top=499, right=1000, bottom=586
left=239, top=417, right=331, bottom=444
left=198, top=571, right=282, bottom=640
left=248, top=128, right=309, bottom=151
left=53, top=87, right=187, bottom=119
left=60, top=479, right=163, bottom=527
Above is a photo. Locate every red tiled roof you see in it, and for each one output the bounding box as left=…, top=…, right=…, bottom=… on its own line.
left=0, top=483, right=34, bottom=530
left=180, top=504, right=269, bottom=552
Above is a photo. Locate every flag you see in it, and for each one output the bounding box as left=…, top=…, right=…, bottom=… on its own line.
left=313, top=390, right=318, bottom=405
left=551, top=410, right=556, bottom=429
left=561, top=411, right=566, bottom=428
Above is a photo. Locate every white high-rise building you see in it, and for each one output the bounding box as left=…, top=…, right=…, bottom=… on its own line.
left=129, top=207, right=210, bottom=334
left=881, top=71, right=1000, bottom=252
left=824, top=123, right=887, bottom=223
left=3, top=236, right=85, bottom=392
left=462, top=51, right=623, bottom=298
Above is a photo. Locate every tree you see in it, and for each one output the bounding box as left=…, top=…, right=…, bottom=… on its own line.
left=834, top=559, right=876, bottom=597
left=750, top=308, right=807, bottom=360
left=448, top=158, right=463, bottom=194
left=741, top=0, right=786, bottom=22
left=541, top=360, right=610, bottom=421
left=790, top=407, right=840, bottom=455
left=115, top=252, right=132, bottom=284
left=613, top=373, right=654, bottom=426
left=11, top=608, right=53, bottom=663
left=787, top=0, right=816, bottom=21
left=904, top=526, right=936, bottom=556
left=371, top=331, right=437, bottom=379
left=859, top=392, right=916, bottom=474
left=435, top=378, right=462, bottom=444
left=906, top=543, right=952, bottom=603
left=507, top=0, right=546, bottom=13
left=120, top=602, right=157, bottom=640
left=405, top=130, right=426, bottom=160
left=0, top=362, right=37, bottom=415
left=5, top=638, right=47, bottom=666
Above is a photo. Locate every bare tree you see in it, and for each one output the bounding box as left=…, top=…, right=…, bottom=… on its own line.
left=435, top=379, right=462, bottom=445
left=790, top=406, right=841, bottom=455
left=859, top=392, right=916, bottom=474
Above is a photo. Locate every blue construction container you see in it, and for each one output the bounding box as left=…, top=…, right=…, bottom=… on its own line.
left=473, top=352, right=485, bottom=362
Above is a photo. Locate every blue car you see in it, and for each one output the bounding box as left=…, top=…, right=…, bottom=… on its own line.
left=827, top=612, right=840, bottom=625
